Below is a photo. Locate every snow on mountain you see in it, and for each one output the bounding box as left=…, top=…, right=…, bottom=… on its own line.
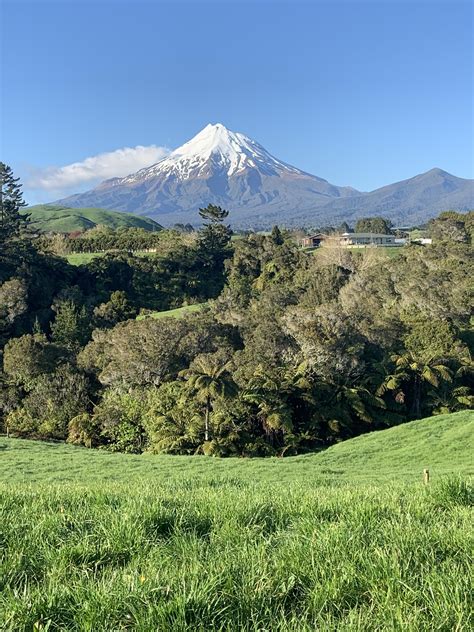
left=55, top=124, right=473, bottom=228
left=120, top=123, right=303, bottom=183
left=56, top=124, right=359, bottom=225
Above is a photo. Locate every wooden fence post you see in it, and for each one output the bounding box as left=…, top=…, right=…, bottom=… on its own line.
left=423, top=468, right=430, bottom=485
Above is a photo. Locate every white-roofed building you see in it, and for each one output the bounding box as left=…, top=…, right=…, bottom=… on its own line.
left=340, top=232, right=396, bottom=247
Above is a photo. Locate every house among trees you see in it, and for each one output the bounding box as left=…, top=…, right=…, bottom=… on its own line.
left=301, top=231, right=398, bottom=248
left=300, top=233, right=327, bottom=248
left=340, top=232, right=396, bottom=247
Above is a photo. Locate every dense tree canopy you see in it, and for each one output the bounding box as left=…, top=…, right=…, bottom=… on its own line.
left=0, top=165, right=472, bottom=455
left=355, top=217, right=394, bottom=234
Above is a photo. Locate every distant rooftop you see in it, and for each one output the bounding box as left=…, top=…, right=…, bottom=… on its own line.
left=341, top=232, right=394, bottom=238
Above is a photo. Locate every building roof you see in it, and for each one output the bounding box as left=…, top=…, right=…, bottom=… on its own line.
left=341, top=232, right=394, bottom=238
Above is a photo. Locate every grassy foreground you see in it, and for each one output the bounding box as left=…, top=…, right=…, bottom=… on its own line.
left=2, top=410, right=472, bottom=485
left=1, top=411, right=472, bottom=630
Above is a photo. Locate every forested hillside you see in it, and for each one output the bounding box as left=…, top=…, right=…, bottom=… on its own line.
left=1, top=163, right=472, bottom=457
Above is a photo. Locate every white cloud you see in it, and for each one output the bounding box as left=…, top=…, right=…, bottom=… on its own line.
left=27, top=145, right=169, bottom=191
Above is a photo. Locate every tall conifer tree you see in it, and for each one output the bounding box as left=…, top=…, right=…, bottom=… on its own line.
left=0, top=162, right=30, bottom=243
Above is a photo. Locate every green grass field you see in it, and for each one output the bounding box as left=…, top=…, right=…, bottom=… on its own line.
left=2, top=411, right=472, bottom=485
left=27, top=205, right=161, bottom=234
left=309, top=245, right=404, bottom=258
left=374, top=245, right=404, bottom=258
left=65, top=250, right=159, bottom=266
left=64, top=252, right=106, bottom=265
left=1, top=411, right=472, bottom=630
left=136, top=303, right=208, bottom=321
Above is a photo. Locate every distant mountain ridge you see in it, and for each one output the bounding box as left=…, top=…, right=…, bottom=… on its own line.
left=274, top=168, right=474, bottom=228
left=55, top=124, right=474, bottom=228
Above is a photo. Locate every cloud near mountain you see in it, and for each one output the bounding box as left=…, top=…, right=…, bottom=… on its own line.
left=27, top=144, right=170, bottom=192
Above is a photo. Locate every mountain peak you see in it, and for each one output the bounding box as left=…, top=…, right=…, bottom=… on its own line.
left=411, top=167, right=455, bottom=181
left=201, top=122, right=229, bottom=133
left=192, top=122, right=232, bottom=139
left=174, top=123, right=253, bottom=161
left=425, top=167, right=451, bottom=177
left=121, top=123, right=305, bottom=183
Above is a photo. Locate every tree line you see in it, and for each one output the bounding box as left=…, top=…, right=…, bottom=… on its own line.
left=0, top=163, right=472, bottom=456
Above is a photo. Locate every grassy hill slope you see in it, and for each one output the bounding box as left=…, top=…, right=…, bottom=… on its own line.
left=1, top=410, right=471, bottom=485
left=1, top=411, right=472, bottom=630
left=314, top=409, right=473, bottom=478
left=27, top=204, right=162, bottom=233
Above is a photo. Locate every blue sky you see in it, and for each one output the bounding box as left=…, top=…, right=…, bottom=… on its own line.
left=1, top=0, right=472, bottom=204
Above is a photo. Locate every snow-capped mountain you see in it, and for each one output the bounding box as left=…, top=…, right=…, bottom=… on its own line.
left=121, top=123, right=305, bottom=182
left=56, top=124, right=359, bottom=226
left=56, top=124, right=473, bottom=228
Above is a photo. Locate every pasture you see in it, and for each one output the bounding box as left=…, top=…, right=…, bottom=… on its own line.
left=1, top=411, right=472, bottom=631
left=65, top=251, right=157, bottom=266
left=309, top=244, right=404, bottom=259
left=136, top=303, right=208, bottom=321
left=27, top=205, right=161, bottom=234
